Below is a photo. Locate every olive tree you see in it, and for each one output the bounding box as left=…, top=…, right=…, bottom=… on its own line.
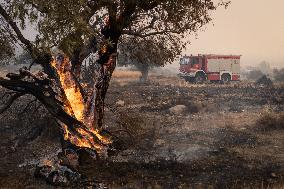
left=118, top=35, right=181, bottom=82
left=0, top=0, right=229, bottom=151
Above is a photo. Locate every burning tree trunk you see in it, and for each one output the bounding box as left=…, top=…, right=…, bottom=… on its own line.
left=50, top=54, right=115, bottom=151
left=0, top=50, right=117, bottom=185
left=0, top=28, right=119, bottom=153
left=0, top=60, right=112, bottom=152
left=0, top=2, right=120, bottom=154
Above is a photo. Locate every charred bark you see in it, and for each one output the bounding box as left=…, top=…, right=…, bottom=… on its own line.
left=94, top=53, right=117, bottom=129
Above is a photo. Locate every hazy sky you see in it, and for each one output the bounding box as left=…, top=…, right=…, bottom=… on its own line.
left=186, top=0, right=284, bottom=68
left=20, top=0, right=284, bottom=68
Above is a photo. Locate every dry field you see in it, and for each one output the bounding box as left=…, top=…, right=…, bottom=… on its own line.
left=112, top=70, right=142, bottom=79
left=0, top=69, right=284, bottom=188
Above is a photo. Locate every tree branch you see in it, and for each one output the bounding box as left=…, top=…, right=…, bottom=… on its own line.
left=0, top=4, right=35, bottom=55
left=138, top=16, right=158, bottom=33
left=137, top=1, right=159, bottom=11
left=0, top=76, right=106, bottom=149
left=118, top=1, right=137, bottom=29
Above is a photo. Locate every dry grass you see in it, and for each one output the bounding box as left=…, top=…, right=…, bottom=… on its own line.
left=112, top=70, right=141, bottom=79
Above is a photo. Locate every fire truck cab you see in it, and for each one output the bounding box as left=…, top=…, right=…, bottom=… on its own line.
left=178, top=54, right=241, bottom=83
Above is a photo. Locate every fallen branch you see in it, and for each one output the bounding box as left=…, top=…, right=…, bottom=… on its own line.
left=0, top=74, right=107, bottom=150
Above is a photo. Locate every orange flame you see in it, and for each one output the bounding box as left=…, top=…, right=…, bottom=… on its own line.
left=51, top=55, right=111, bottom=151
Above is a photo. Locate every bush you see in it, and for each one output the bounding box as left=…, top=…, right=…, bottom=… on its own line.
left=247, top=70, right=265, bottom=81
left=273, top=68, right=284, bottom=82
left=255, top=113, right=284, bottom=132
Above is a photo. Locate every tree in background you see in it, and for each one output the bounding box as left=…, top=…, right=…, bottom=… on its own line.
left=258, top=61, right=271, bottom=75
left=118, top=36, right=180, bottom=82
left=246, top=70, right=265, bottom=81
left=245, top=60, right=272, bottom=81
left=0, top=0, right=229, bottom=152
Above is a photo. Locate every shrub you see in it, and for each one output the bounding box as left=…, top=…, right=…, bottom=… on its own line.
left=273, top=68, right=284, bottom=82
left=255, top=113, right=284, bottom=132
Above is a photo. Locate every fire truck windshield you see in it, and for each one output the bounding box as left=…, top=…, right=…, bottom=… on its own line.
left=180, top=57, right=199, bottom=65
left=180, top=58, right=190, bottom=65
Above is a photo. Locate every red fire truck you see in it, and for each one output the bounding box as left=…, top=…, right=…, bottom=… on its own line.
left=178, top=54, right=241, bottom=83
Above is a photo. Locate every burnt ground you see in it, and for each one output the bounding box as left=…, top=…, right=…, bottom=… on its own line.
left=0, top=74, right=284, bottom=188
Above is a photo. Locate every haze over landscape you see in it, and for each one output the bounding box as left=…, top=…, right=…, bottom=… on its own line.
left=21, top=0, right=284, bottom=69
left=186, top=0, right=284, bottom=69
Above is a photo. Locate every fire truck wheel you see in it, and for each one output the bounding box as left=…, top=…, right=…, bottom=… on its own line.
left=221, top=74, right=231, bottom=84
left=195, top=73, right=205, bottom=84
